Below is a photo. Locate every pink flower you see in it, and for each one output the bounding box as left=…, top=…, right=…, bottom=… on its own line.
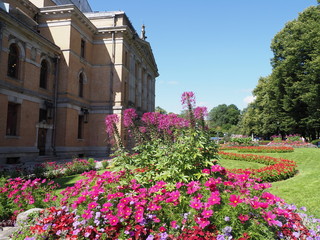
left=194, top=106, right=208, bottom=120
left=238, top=214, right=249, bottom=222
left=202, top=169, right=210, bottom=174
left=171, top=221, right=178, bottom=228
left=207, top=192, right=221, bottom=206
left=108, top=215, right=119, bottom=226
left=105, top=114, right=119, bottom=135
left=195, top=217, right=210, bottom=228
left=87, top=201, right=98, bottom=210
left=187, top=181, right=201, bottom=194
left=189, top=199, right=203, bottom=210
left=181, top=91, right=196, bottom=108
left=229, top=194, right=243, bottom=207
left=201, top=209, right=213, bottom=218
left=263, top=211, right=278, bottom=226
left=123, top=108, right=137, bottom=127
left=82, top=210, right=93, bottom=219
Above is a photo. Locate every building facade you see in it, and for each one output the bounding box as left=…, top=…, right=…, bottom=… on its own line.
left=0, top=0, right=158, bottom=164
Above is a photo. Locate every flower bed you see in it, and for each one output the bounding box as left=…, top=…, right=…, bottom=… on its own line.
left=220, top=146, right=294, bottom=153
left=10, top=167, right=320, bottom=240
left=0, top=158, right=96, bottom=179
left=219, top=151, right=298, bottom=182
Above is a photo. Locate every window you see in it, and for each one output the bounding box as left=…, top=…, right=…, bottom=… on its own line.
left=124, top=51, right=129, bottom=68
left=80, top=39, right=85, bottom=58
left=39, top=108, right=47, bottom=123
left=78, top=115, right=84, bottom=139
left=6, top=102, right=20, bottom=136
left=40, top=60, right=48, bottom=89
left=79, top=72, right=84, bottom=97
left=7, top=44, right=19, bottom=78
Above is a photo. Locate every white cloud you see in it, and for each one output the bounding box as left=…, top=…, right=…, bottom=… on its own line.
left=243, top=95, right=256, bottom=105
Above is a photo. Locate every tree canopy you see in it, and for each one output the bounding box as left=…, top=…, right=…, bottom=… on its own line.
left=208, top=104, right=240, bottom=133
left=241, top=5, right=320, bottom=139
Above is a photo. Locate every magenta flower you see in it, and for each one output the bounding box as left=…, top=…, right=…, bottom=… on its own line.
left=82, top=210, right=93, bottom=219
left=229, top=194, right=243, bottom=207
left=123, top=108, right=137, bottom=127
left=189, top=199, right=203, bottom=210
left=105, top=114, right=119, bottom=135
left=109, top=215, right=119, bottom=226
left=207, top=192, right=221, bottom=206
left=195, top=217, right=210, bottom=228
left=194, top=106, right=208, bottom=120
left=238, top=214, right=249, bottom=222
left=202, top=169, right=210, bottom=174
left=181, top=91, right=196, bottom=108
left=87, top=201, right=98, bottom=210
left=201, top=209, right=213, bottom=218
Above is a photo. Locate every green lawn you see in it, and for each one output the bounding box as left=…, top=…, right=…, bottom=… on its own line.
left=221, top=148, right=320, bottom=218
left=219, top=158, right=265, bottom=169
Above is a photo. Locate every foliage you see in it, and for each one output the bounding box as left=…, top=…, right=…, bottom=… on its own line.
left=110, top=92, right=217, bottom=187
left=219, top=151, right=297, bottom=182
left=208, top=104, right=241, bottom=133
left=240, top=5, right=320, bottom=140
left=155, top=106, right=167, bottom=114
left=229, top=137, right=253, bottom=146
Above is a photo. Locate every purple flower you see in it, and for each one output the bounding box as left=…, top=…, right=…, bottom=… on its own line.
left=181, top=91, right=196, bottom=108
left=105, top=114, right=119, bottom=135
left=146, top=235, right=154, bottom=240
left=123, top=108, right=137, bottom=127
left=194, top=106, right=208, bottom=120
left=293, top=232, right=300, bottom=238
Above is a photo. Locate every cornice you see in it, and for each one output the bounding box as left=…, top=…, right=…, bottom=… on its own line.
left=39, top=4, right=97, bottom=34
left=15, top=0, right=39, bottom=15
left=0, top=8, right=60, bottom=53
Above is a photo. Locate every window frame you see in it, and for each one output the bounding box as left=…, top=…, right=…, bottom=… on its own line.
left=6, top=102, right=20, bottom=136
left=7, top=44, right=19, bottom=79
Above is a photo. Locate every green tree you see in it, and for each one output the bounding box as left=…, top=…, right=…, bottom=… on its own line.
left=208, top=104, right=240, bottom=133
left=155, top=106, right=167, bottom=114
left=242, top=4, right=320, bottom=139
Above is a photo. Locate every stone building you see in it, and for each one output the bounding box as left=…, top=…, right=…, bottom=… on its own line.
left=0, top=0, right=158, bottom=164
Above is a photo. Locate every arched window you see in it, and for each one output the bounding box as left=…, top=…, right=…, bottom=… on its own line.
left=79, top=72, right=84, bottom=97
left=40, top=60, right=48, bottom=89
left=7, top=44, right=19, bottom=78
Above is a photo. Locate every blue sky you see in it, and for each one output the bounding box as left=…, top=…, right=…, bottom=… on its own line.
left=88, top=0, right=316, bottom=114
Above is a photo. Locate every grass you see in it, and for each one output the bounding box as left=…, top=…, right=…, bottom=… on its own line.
left=219, top=158, right=265, bottom=169
left=53, top=169, right=106, bottom=194
left=221, top=148, right=320, bottom=218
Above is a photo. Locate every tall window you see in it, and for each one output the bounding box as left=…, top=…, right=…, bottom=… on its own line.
left=6, top=102, right=20, bottom=136
left=78, top=115, right=84, bottom=139
left=39, top=108, right=47, bottom=123
left=80, top=39, right=85, bottom=58
left=40, top=60, right=48, bottom=89
left=79, top=72, right=84, bottom=97
left=7, top=44, right=19, bottom=78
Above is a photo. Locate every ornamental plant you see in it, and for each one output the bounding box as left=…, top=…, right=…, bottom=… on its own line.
left=219, top=151, right=297, bottom=182
left=220, top=146, right=294, bottom=153
left=109, top=92, right=218, bottom=187
left=11, top=166, right=320, bottom=239
left=0, top=177, right=59, bottom=222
